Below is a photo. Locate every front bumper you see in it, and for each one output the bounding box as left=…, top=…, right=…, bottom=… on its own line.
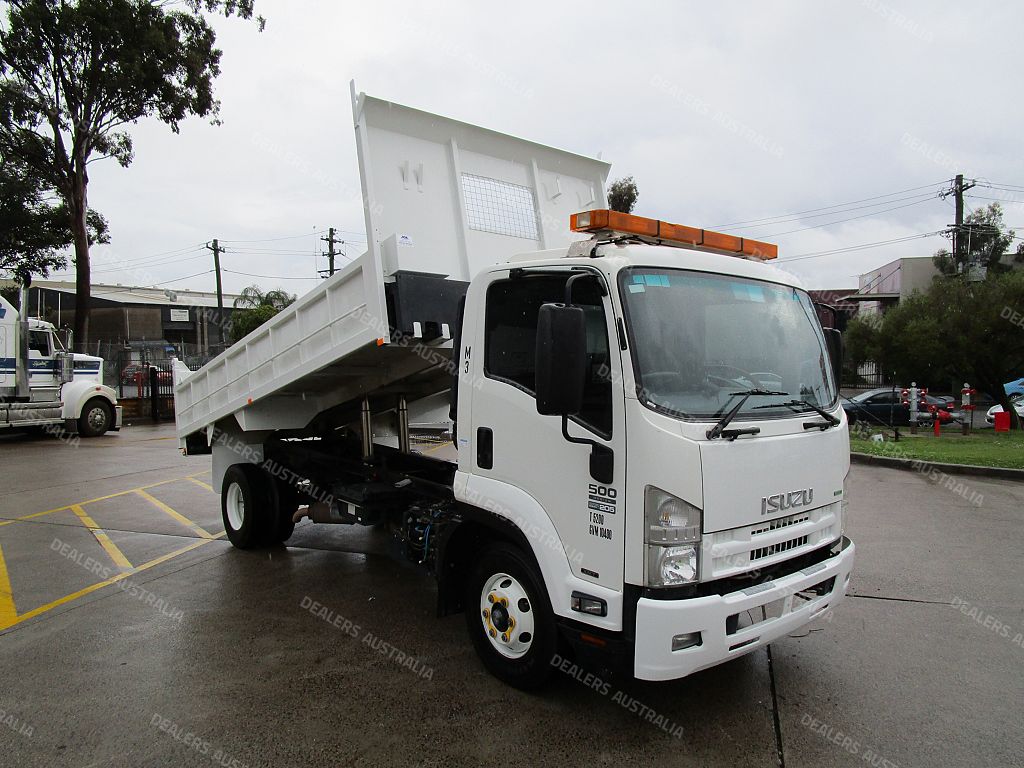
left=634, top=537, right=855, bottom=681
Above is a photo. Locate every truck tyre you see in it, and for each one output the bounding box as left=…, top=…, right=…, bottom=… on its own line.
left=78, top=398, right=113, bottom=437
left=465, top=543, right=557, bottom=690
left=267, top=478, right=298, bottom=544
left=221, top=465, right=271, bottom=549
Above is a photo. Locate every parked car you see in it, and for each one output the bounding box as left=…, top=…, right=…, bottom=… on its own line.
left=843, top=388, right=956, bottom=426
left=1004, top=377, right=1024, bottom=397
left=986, top=393, right=1024, bottom=424
left=120, top=364, right=172, bottom=385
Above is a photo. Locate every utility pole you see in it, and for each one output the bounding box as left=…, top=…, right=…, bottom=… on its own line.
left=320, top=228, right=343, bottom=277
left=205, top=239, right=225, bottom=345
left=950, top=173, right=976, bottom=265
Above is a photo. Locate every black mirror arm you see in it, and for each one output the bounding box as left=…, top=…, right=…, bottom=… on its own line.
left=562, top=416, right=615, bottom=484
left=564, top=273, right=589, bottom=306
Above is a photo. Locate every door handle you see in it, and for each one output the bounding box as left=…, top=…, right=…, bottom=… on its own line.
left=477, top=427, right=493, bottom=469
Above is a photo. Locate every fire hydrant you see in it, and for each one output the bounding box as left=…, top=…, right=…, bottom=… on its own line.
left=961, top=382, right=976, bottom=435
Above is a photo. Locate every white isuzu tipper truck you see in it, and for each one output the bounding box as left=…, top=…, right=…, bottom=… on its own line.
left=175, top=85, right=855, bottom=688
left=1, top=287, right=121, bottom=437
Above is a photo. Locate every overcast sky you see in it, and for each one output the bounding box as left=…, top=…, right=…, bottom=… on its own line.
left=53, top=1, right=1024, bottom=296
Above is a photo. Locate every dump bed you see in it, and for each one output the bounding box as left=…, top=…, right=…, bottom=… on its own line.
left=175, top=83, right=609, bottom=444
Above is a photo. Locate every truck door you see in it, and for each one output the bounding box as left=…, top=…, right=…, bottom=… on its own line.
left=468, top=270, right=626, bottom=590
left=28, top=329, right=58, bottom=393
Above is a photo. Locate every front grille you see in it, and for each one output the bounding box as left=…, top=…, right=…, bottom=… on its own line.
left=751, top=514, right=809, bottom=537
left=705, top=501, right=841, bottom=581
left=751, top=535, right=810, bottom=561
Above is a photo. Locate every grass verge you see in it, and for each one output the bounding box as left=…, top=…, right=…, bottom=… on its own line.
left=850, top=430, right=1024, bottom=470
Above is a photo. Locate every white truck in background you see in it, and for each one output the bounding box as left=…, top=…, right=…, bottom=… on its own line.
left=0, top=287, right=122, bottom=437
left=175, top=85, right=855, bottom=688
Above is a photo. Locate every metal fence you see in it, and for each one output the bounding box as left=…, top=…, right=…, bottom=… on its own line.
left=97, top=342, right=212, bottom=420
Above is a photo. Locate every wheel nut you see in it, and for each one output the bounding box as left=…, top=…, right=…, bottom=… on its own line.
left=482, top=609, right=489, bottom=618
left=502, top=633, right=509, bottom=642
left=489, top=629, right=496, bottom=638
left=509, top=617, right=515, bottom=629
left=488, top=594, right=495, bottom=603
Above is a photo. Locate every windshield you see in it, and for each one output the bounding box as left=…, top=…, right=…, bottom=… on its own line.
left=618, top=268, right=837, bottom=421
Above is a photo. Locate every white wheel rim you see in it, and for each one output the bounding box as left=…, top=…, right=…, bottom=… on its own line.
left=479, top=572, right=535, bottom=659
left=225, top=482, right=245, bottom=531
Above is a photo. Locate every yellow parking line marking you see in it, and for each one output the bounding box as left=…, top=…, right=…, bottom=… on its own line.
left=422, top=441, right=451, bottom=455
left=0, top=475, right=198, bottom=528
left=0, top=537, right=221, bottom=632
left=0, top=542, right=16, bottom=626
left=187, top=477, right=214, bottom=493
left=70, top=505, right=133, bottom=570
left=134, top=489, right=214, bottom=539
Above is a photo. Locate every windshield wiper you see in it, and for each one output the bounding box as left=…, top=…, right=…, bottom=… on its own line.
left=706, top=389, right=788, bottom=440
left=753, top=398, right=840, bottom=429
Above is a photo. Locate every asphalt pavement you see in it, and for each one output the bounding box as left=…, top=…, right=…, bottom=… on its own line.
left=0, top=423, right=1021, bottom=767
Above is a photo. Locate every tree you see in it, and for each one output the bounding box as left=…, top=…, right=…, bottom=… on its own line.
left=842, top=315, right=880, bottom=383
left=0, top=0, right=261, bottom=350
left=933, top=203, right=1024, bottom=277
left=873, top=270, right=1024, bottom=428
left=1, top=149, right=108, bottom=284
left=230, top=285, right=295, bottom=342
left=607, top=176, right=638, bottom=213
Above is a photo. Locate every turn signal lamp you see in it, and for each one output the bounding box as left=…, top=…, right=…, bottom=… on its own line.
left=570, top=209, right=778, bottom=260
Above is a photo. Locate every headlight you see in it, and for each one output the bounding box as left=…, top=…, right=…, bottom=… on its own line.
left=645, top=486, right=701, bottom=586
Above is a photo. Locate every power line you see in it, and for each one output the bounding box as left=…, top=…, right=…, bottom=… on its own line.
left=966, top=194, right=1024, bottom=204
left=976, top=181, right=1024, bottom=192
left=48, top=249, right=210, bottom=279
left=712, top=180, right=951, bottom=229
left=99, top=269, right=216, bottom=293
left=763, top=196, right=939, bottom=238
left=721, top=191, right=941, bottom=233
left=222, top=268, right=319, bottom=281
left=776, top=231, right=945, bottom=263
left=219, top=229, right=327, bottom=244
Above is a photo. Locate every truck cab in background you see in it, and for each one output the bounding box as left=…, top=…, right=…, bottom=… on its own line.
left=0, top=293, right=121, bottom=437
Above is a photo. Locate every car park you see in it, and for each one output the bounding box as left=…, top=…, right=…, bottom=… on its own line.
left=843, top=388, right=956, bottom=426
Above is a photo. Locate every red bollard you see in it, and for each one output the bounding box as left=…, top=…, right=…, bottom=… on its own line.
left=934, top=415, right=941, bottom=436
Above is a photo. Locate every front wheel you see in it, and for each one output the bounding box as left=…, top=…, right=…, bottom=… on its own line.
left=78, top=398, right=113, bottom=437
left=221, top=465, right=271, bottom=549
left=464, top=543, right=558, bottom=690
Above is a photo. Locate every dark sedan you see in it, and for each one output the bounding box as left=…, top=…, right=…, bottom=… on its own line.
left=843, top=388, right=956, bottom=426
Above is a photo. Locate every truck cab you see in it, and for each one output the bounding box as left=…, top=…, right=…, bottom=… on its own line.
left=453, top=218, right=854, bottom=682
left=0, top=294, right=121, bottom=436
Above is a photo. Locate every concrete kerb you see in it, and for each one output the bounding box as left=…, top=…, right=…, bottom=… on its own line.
left=850, top=451, right=1024, bottom=481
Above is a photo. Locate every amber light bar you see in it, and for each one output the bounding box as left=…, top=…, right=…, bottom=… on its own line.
left=570, top=209, right=778, bottom=260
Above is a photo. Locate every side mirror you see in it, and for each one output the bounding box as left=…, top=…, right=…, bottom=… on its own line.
left=535, top=303, right=586, bottom=416
left=823, top=328, right=843, bottom=389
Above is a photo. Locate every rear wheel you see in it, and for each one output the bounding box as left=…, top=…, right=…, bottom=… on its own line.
left=78, top=398, right=112, bottom=437
left=266, top=478, right=298, bottom=544
left=221, top=465, right=271, bottom=549
left=465, top=543, right=557, bottom=689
